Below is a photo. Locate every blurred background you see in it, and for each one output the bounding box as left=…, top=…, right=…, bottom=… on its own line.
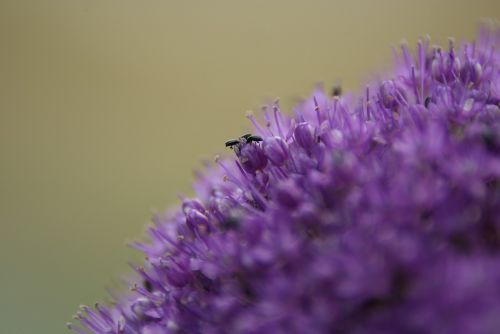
left=0, top=1, right=498, bottom=333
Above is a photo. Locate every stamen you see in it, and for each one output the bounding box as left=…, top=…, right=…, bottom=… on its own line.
left=313, top=96, right=322, bottom=126
left=246, top=110, right=268, bottom=136
left=411, top=66, right=421, bottom=104
left=273, top=104, right=285, bottom=138
left=418, top=39, right=426, bottom=103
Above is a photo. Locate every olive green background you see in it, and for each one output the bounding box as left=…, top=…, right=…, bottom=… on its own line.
left=0, top=1, right=498, bottom=333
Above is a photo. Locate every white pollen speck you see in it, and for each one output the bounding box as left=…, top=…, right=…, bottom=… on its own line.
left=463, top=98, right=474, bottom=113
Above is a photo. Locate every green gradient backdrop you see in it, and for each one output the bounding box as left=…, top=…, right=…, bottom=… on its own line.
left=1, top=1, right=498, bottom=333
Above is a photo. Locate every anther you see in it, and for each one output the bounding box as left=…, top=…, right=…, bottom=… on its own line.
left=332, top=85, right=342, bottom=97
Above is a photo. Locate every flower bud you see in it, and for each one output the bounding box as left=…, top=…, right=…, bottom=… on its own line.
left=238, top=143, right=268, bottom=173
left=263, top=136, right=289, bottom=166
left=431, top=53, right=461, bottom=83
left=273, top=179, right=302, bottom=209
left=294, top=122, right=316, bottom=152
left=379, top=80, right=405, bottom=109
left=460, top=60, right=482, bottom=86
left=185, top=209, right=210, bottom=234
left=131, top=298, right=163, bottom=319
left=182, top=198, right=206, bottom=215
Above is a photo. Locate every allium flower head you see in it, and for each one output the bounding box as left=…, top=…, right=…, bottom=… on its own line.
left=70, top=26, right=500, bottom=334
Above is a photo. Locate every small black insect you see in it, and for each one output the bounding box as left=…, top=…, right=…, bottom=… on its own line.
left=225, top=139, right=240, bottom=148
left=246, top=135, right=263, bottom=143
left=143, top=279, right=153, bottom=292
left=241, top=133, right=252, bottom=140
left=332, top=85, right=342, bottom=97
left=220, top=217, right=240, bottom=231
left=424, top=96, right=432, bottom=108
left=482, top=129, right=498, bottom=153
left=225, top=134, right=262, bottom=148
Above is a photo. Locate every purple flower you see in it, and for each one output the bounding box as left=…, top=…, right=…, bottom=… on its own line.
left=263, top=136, right=289, bottom=166
left=69, top=25, right=500, bottom=334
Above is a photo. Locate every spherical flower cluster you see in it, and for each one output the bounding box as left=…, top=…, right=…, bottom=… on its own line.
left=70, top=26, right=500, bottom=334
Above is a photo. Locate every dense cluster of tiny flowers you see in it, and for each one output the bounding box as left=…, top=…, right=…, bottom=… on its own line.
left=70, top=26, right=500, bottom=334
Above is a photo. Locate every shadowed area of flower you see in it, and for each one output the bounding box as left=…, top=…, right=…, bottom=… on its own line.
left=70, top=25, right=500, bottom=334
